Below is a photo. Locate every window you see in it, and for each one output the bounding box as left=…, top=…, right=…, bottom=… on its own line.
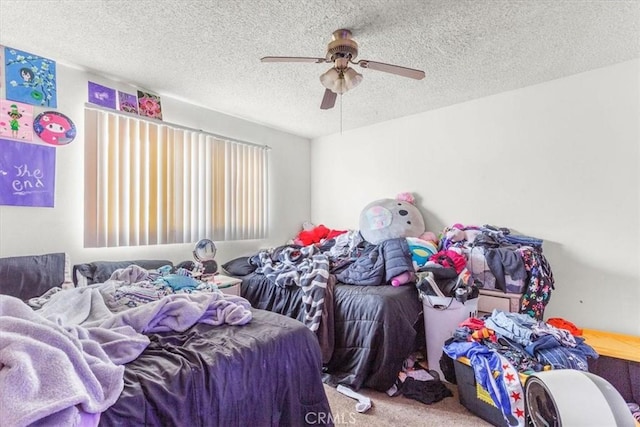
left=84, top=107, right=268, bottom=248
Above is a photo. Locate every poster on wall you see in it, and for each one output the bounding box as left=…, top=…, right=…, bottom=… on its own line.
left=88, top=81, right=116, bottom=109
left=4, top=46, right=57, bottom=108
left=0, top=138, right=56, bottom=207
left=0, top=100, right=34, bottom=141
left=118, top=91, right=138, bottom=114
left=137, top=90, right=163, bottom=120
left=33, top=111, right=77, bottom=146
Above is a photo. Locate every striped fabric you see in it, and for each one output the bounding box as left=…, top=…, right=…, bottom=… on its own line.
left=254, top=246, right=330, bottom=333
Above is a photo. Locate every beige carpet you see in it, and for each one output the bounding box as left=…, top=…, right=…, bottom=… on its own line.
left=324, top=382, right=493, bottom=426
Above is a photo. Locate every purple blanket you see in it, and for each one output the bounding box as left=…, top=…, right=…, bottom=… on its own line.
left=0, top=295, right=128, bottom=426
left=37, top=283, right=253, bottom=332
left=1, top=281, right=253, bottom=426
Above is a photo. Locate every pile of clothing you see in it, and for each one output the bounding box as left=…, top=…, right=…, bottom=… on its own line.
left=439, top=223, right=554, bottom=319
left=386, top=353, right=453, bottom=405
left=443, top=311, right=597, bottom=427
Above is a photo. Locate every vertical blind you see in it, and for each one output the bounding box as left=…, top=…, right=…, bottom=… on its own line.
left=84, top=108, right=268, bottom=248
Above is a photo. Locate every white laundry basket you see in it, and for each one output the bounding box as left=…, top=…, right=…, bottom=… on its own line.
left=420, top=293, right=478, bottom=381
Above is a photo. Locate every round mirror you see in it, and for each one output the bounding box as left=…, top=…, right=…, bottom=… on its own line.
left=193, top=239, right=218, bottom=275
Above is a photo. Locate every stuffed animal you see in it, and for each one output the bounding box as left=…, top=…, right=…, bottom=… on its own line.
left=359, top=192, right=433, bottom=286
left=391, top=271, right=416, bottom=287
left=359, top=192, right=426, bottom=245
left=294, top=223, right=347, bottom=246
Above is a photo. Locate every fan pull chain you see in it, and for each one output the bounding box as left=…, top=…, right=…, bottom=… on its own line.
left=340, top=94, right=343, bottom=135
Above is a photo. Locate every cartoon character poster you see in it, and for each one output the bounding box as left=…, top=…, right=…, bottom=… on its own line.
left=0, top=100, right=33, bottom=141
left=0, top=137, right=56, bottom=207
left=88, top=81, right=116, bottom=109
left=118, top=91, right=138, bottom=114
left=33, top=111, right=77, bottom=146
left=137, top=90, right=162, bottom=120
left=4, top=46, right=57, bottom=108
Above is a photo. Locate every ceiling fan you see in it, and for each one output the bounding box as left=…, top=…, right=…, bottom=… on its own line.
left=261, top=29, right=426, bottom=110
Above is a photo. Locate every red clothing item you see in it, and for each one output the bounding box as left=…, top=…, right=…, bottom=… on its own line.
left=429, top=250, right=467, bottom=274
left=297, top=224, right=347, bottom=246
left=460, top=317, right=485, bottom=330
left=546, top=317, right=583, bottom=336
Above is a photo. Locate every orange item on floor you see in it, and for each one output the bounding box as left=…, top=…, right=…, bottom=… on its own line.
left=546, top=317, right=583, bottom=336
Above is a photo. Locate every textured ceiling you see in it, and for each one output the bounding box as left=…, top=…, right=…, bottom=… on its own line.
left=0, top=0, right=638, bottom=139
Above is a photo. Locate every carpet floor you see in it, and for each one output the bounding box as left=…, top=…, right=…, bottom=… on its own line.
left=324, top=382, right=493, bottom=426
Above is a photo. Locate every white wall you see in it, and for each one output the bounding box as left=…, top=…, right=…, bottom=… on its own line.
left=0, top=63, right=311, bottom=265
left=311, top=60, right=640, bottom=335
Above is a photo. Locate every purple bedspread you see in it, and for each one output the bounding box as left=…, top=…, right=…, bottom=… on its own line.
left=100, top=308, right=333, bottom=426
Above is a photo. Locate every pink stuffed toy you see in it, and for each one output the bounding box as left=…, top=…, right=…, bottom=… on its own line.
left=418, top=231, right=438, bottom=243
left=391, top=271, right=416, bottom=287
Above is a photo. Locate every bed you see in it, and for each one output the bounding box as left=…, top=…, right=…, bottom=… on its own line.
left=0, top=253, right=333, bottom=426
left=223, top=242, right=425, bottom=393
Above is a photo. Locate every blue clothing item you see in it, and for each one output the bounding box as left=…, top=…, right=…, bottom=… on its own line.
left=503, top=234, right=543, bottom=248
left=443, top=340, right=522, bottom=426
left=157, top=274, right=199, bottom=291
left=535, top=337, right=599, bottom=371
left=525, top=334, right=561, bottom=356
left=486, top=337, right=543, bottom=373
left=484, top=310, right=537, bottom=346
left=443, top=340, right=481, bottom=360
left=335, top=238, right=414, bottom=286
left=156, top=265, right=173, bottom=275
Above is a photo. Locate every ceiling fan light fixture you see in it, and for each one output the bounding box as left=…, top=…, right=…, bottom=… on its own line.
left=320, top=67, right=347, bottom=94
left=343, top=67, right=363, bottom=90
left=320, top=66, right=362, bottom=94
left=320, top=67, right=340, bottom=90
left=333, top=75, right=348, bottom=94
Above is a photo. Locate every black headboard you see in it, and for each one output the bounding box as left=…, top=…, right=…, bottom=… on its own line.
left=0, top=252, right=68, bottom=301
left=73, top=259, right=174, bottom=286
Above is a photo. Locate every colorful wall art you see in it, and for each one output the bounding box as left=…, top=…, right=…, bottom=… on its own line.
left=137, top=90, right=163, bottom=120
left=88, top=81, right=116, bottom=109
left=118, top=91, right=138, bottom=114
left=0, top=138, right=56, bottom=207
left=4, top=46, right=57, bottom=108
left=0, top=100, right=34, bottom=141
left=33, top=111, right=77, bottom=146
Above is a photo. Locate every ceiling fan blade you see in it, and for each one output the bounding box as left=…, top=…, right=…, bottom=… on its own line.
left=320, top=89, right=337, bottom=110
left=355, top=60, right=425, bottom=80
left=261, top=56, right=328, bottom=63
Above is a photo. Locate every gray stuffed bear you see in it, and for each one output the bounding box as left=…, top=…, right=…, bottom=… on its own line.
left=359, top=192, right=426, bottom=245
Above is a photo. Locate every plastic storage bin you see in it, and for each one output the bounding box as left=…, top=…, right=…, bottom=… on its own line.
left=454, top=358, right=507, bottom=426
left=420, top=293, right=478, bottom=381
